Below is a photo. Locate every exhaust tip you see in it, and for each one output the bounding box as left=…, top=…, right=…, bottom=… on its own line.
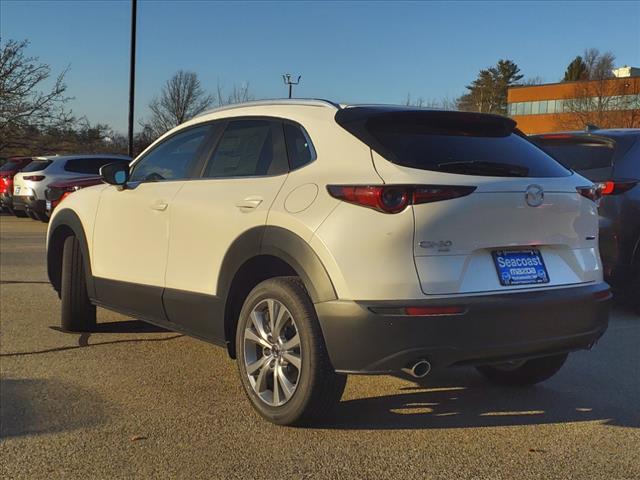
left=402, top=359, right=431, bottom=378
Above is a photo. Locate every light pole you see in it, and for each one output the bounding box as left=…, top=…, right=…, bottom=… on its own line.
left=127, top=0, right=137, bottom=157
left=282, top=73, right=301, bottom=99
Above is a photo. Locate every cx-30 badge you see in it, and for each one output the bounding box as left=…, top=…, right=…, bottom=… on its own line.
left=525, top=184, right=544, bottom=207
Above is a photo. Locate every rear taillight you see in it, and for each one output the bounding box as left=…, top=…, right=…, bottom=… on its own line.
left=23, top=175, right=45, bottom=181
left=593, top=289, right=612, bottom=301
left=0, top=177, right=10, bottom=194
left=46, top=185, right=82, bottom=202
left=576, top=185, right=603, bottom=203
left=327, top=185, right=476, bottom=213
left=598, top=180, right=638, bottom=196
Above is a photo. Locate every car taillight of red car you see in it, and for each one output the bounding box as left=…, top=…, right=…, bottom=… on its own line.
left=0, top=176, right=13, bottom=194
left=46, top=177, right=103, bottom=212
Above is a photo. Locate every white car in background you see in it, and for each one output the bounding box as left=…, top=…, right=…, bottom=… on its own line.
left=12, top=154, right=131, bottom=221
left=46, top=100, right=610, bottom=426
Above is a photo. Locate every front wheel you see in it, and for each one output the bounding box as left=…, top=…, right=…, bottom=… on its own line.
left=476, top=353, right=568, bottom=386
left=236, top=277, right=346, bottom=426
left=60, top=236, right=96, bottom=332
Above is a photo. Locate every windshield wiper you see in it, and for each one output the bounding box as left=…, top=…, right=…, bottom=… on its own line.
left=436, top=160, right=529, bottom=177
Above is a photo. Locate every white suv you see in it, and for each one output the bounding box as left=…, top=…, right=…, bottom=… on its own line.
left=13, top=154, right=131, bottom=221
left=46, top=100, right=610, bottom=425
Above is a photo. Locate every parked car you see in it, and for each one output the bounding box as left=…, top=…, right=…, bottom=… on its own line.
left=46, top=100, right=610, bottom=425
left=0, top=157, right=33, bottom=216
left=45, top=176, right=105, bottom=215
left=12, top=154, right=131, bottom=221
left=531, top=129, right=639, bottom=309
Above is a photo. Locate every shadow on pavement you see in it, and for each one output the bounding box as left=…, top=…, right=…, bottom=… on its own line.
left=0, top=378, right=109, bottom=438
left=1, top=321, right=180, bottom=357
left=50, top=319, right=169, bottom=334
left=325, top=364, right=639, bottom=430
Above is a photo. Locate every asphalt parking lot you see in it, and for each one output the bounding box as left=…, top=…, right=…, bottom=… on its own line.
left=0, top=213, right=638, bottom=480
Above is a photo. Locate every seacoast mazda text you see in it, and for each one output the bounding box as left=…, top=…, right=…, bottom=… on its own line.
left=46, top=100, right=611, bottom=425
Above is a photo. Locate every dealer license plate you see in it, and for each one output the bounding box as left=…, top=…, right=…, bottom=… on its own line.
left=492, top=249, right=549, bottom=286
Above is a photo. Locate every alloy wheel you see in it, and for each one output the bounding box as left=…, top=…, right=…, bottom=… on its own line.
left=243, top=298, right=302, bottom=407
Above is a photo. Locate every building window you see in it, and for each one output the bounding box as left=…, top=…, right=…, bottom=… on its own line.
left=539, top=100, right=548, bottom=114
left=531, top=101, right=540, bottom=115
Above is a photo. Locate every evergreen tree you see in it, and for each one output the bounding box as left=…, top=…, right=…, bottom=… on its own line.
left=563, top=56, right=589, bottom=81
left=458, top=59, right=523, bottom=115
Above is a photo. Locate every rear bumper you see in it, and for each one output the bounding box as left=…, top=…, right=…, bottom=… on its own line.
left=315, top=283, right=611, bottom=374
left=13, top=195, right=46, bottom=215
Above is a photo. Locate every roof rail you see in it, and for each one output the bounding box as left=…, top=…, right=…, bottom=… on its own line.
left=195, top=98, right=341, bottom=118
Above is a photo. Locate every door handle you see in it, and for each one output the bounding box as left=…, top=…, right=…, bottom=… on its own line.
left=150, top=202, right=168, bottom=211
left=236, top=197, right=263, bottom=211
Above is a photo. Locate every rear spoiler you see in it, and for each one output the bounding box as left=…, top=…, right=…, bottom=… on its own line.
left=336, top=107, right=517, bottom=138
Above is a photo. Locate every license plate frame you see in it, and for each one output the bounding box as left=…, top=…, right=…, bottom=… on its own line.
left=492, top=249, right=550, bottom=286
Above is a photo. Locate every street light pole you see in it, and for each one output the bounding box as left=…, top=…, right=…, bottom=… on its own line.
left=282, top=73, right=301, bottom=99
left=127, top=0, right=137, bottom=157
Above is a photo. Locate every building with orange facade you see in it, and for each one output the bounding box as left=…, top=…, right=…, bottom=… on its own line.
left=507, top=72, right=640, bottom=134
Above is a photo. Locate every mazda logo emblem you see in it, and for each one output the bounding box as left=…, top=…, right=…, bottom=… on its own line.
left=525, top=184, right=544, bottom=207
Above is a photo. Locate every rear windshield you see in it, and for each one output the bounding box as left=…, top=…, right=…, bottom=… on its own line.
left=532, top=137, right=615, bottom=172
left=64, top=158, right=123, bottom=175
left=0, top=160, right=26, bottom=172
left=337, top=109, right=571, bottom=178
left=20, top=160, right=53, bottom=172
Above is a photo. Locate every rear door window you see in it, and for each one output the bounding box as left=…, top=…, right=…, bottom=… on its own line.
left=203, top=119, right=288, bottom=178
left=336, top=109, right=571, bottom=178
left=64, top=158, right=128, bottom=175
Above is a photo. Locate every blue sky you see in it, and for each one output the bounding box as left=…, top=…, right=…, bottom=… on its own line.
left=2, top=0, right=639, bottom=133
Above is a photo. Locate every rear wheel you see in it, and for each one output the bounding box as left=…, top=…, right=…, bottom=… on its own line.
left=11, top=208, right=28, bottom=218
left=236, top=277, right=346, bottom=426
left=60, top=236, right=96, bottom=332
left=36, top=212, right=49, bottom=222
left=476, top=353, right=568, bottom=386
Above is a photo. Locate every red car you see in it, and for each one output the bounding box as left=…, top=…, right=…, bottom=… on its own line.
left=0, top=157, right=33, bottom=216
left=44, top=176, right=104, bottom=215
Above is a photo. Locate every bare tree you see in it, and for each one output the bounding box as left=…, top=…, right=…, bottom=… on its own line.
left=559, top=49, right=640, bottom=129
left=522, top=76, right=544, bottom=86
left=216, top=80, right=254, bottom=106
left=0, top=38, right=74, bottom=155
left=582, top=48, right=615, bottom=80
left=143, top=70, right=214, bottom=137
left=404, top=93, right=459, bottom=110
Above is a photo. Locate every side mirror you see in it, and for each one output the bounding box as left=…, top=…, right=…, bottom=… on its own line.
left=100, top=162, right=130, bottom=186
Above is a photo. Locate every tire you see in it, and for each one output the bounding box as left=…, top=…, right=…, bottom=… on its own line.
left=35, top=211, right=49, bottom=223
left=235, top=277, right=346, bottom=426
left=476, top=353, right=568, bottom=386
left=11, top=209, right=27, bottom=218
left=631, top=271, right=640, bottom=315
left=60, top=236, right=96, bottom=332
